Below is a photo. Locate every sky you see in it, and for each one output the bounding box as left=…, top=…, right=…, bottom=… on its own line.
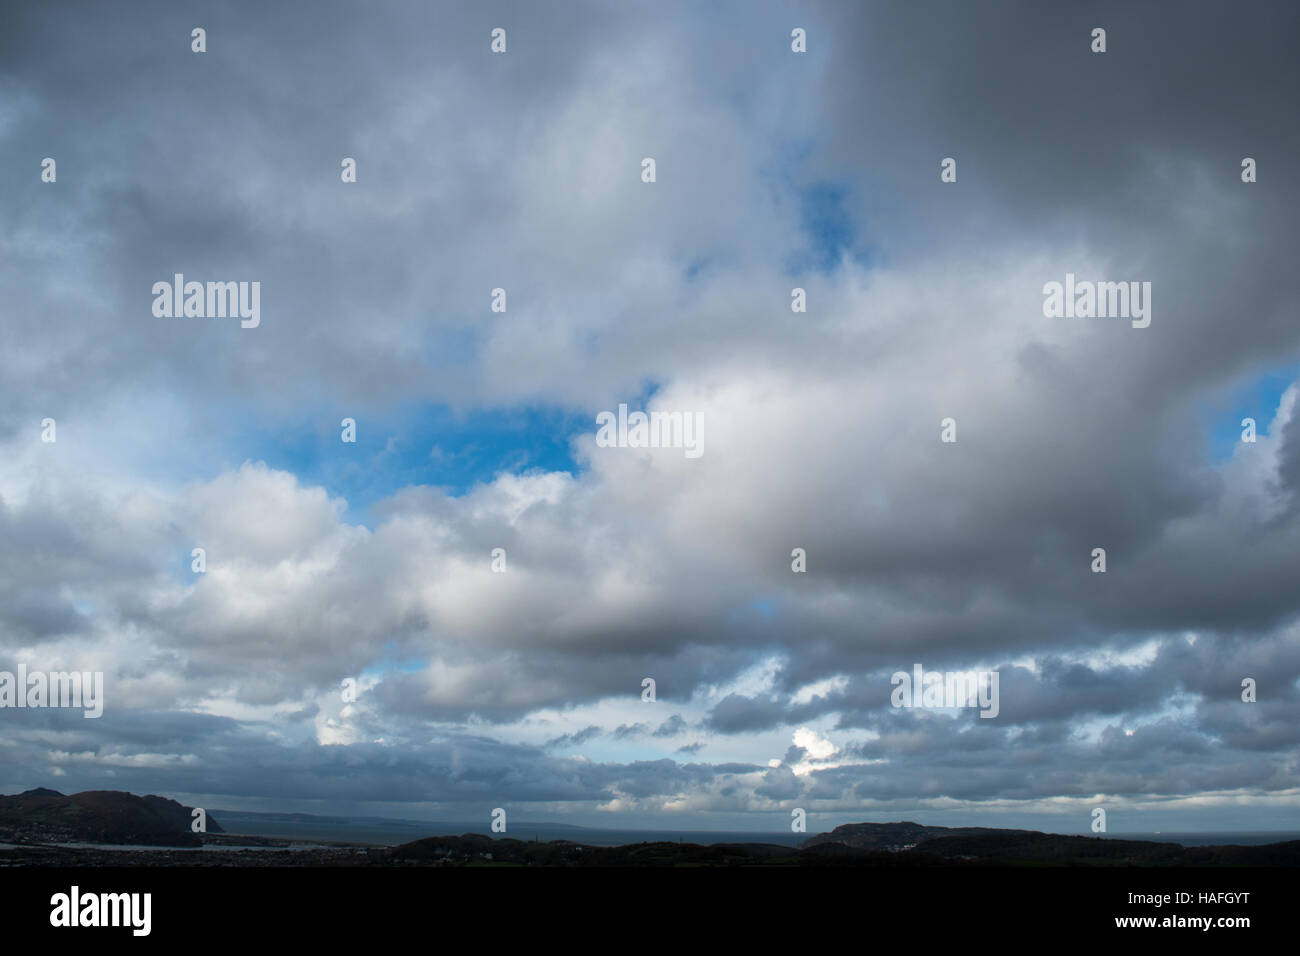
left=1, top=0, right=1298, bottom=835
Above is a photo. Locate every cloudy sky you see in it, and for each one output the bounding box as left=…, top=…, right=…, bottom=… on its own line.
left=1, top=0, right=1297, bottom=834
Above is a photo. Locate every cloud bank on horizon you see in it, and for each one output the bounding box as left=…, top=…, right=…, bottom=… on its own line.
left=1, top=0, right=1297, bottom=832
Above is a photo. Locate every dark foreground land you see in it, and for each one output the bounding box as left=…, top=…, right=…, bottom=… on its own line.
left=3, top=789, right=1298, bottom=866
left=4, top=828, right=1299, bottom=868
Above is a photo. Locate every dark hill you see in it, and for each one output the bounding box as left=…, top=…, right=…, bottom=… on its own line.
left=384, top=829, right=1300, bottom=867
left=385, top=833, right=800, bottom=867
left=801, top=821, right=1039, bottom=851
left=800, top=821, right=1300, bottom=866
left=0, top=789, right=222, bottom=846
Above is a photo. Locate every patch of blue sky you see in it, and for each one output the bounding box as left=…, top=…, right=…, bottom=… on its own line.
left=1205, top=361, right=1298, bottom=463
left=158, top=367, right=668, bottom=540
left=786, top=181, right=863, bottom=275
left=756, top=139, right=873, bottom=276
left=286, top=402, right=584, bottom=517
left=227, top=374, right=666, bottom=523
left=361, top=642, right=427, bottom=678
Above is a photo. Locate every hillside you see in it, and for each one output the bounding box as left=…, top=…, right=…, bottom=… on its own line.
left=800, top=821, right=1037, bottom=852
left=382, top=828, right=1300, bottom=867
left=799, top=820, right=1300, bottom=865
left=0, top=788, right=222, bottom=847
